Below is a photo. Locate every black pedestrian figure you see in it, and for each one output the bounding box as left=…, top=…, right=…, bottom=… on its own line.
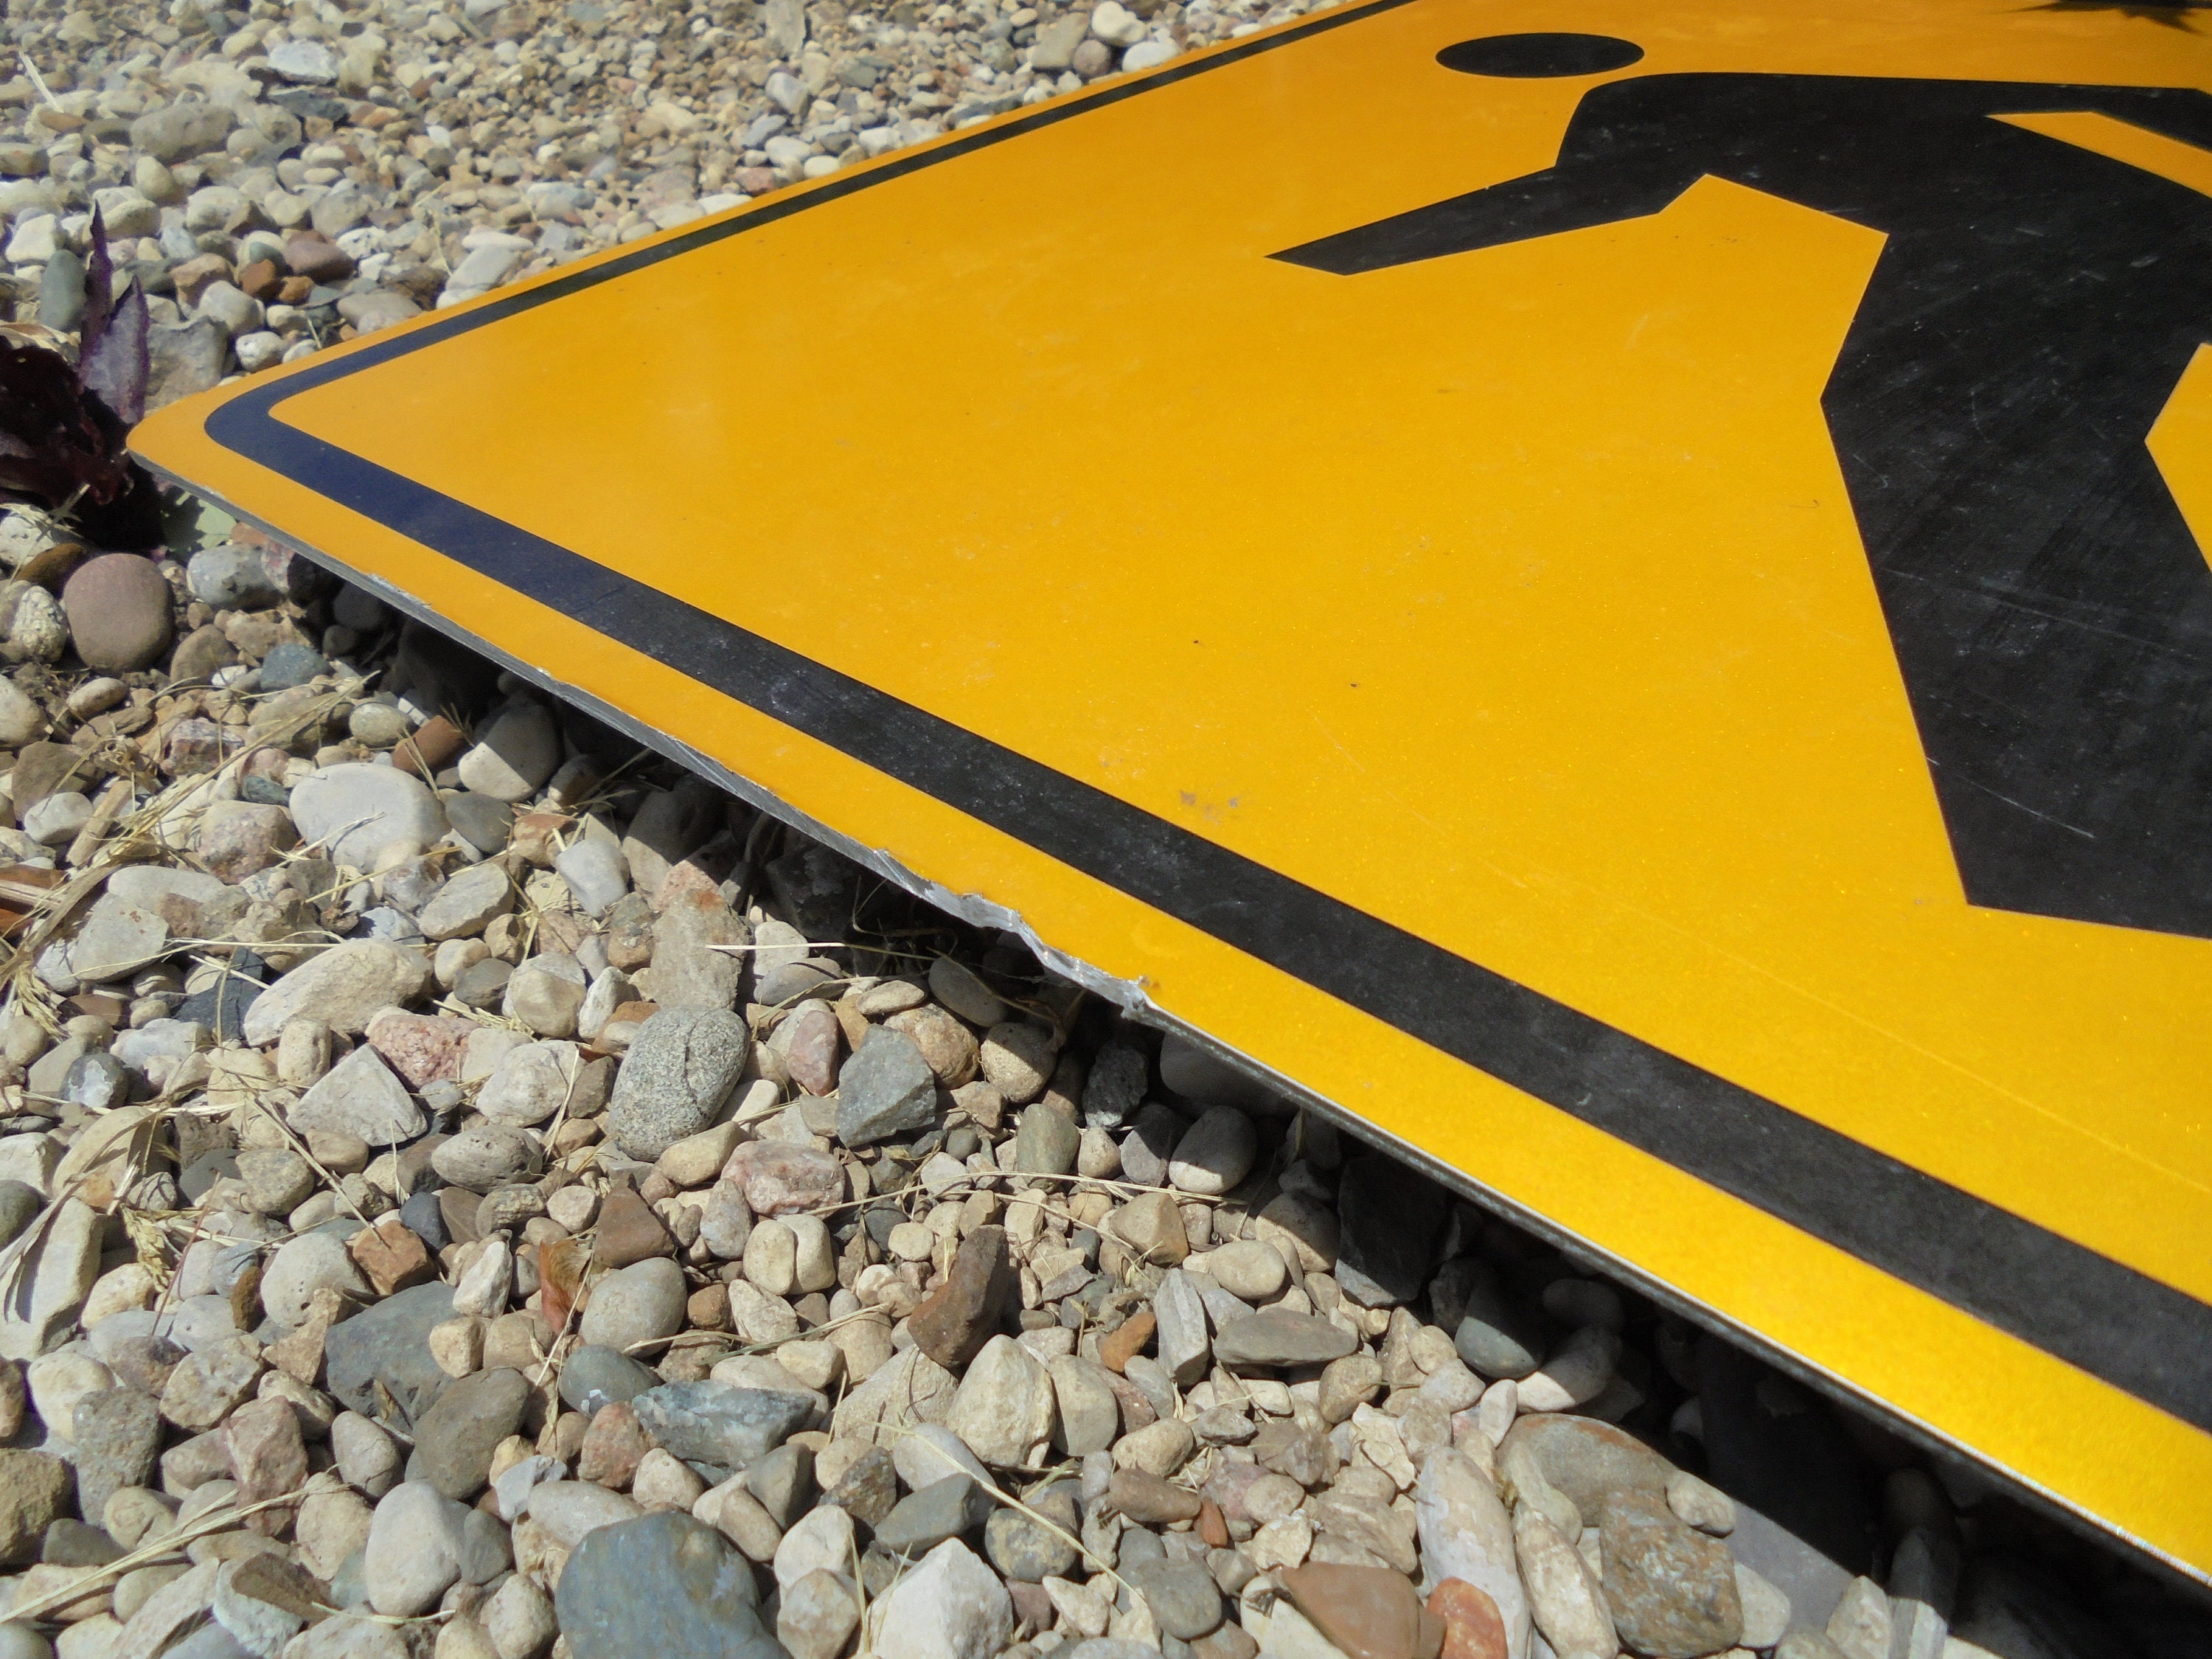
left=1279, top=35, right=2212, bottom=941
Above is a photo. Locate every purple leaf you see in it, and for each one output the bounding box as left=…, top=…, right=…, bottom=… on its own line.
left=80, top=279, right=148, bottom=428
left=0, top=333, right=138, bottom=512
left=80, top=204, right=114, bottom=366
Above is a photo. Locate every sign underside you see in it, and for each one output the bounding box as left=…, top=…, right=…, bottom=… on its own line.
left=134, top=0, right=2212, bottom=1582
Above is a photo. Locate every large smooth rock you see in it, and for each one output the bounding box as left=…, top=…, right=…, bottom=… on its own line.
left=872, top=1537, right=1014, bottom=1659
left=830, top=1347, right=956, bottom=1447
left=261, top=1229, right=371, bottom=1328
left=577, top=1257, right=686, bottom=1353
left=557, top=1346, right=661, bottom=1418
left=1599, top=1491, right=1743, bottom=1658
left=1441, top=1259, right=1545, bottom=1382
left=187, top=543, right=282, bottom=611
left=1500, top=1415, right=1672, bottom=1526
left=0, top=1200, right=102, bottom=1360
left=945, top=1335, right=1057, bottom=1470
left=286, top=1043, right=424, bottom=1147
left=1166, top=1105, right=1256, bottom=1197
left=324, top=1281, right=455, bottom=1432
left=62, top=555, right=173, bottom=673
left=364, top=1480, right=469, bottom=1616
left=836, top=1026, right=938, bottom=1148
left=554, top=1510, right=780, bottom=1659
left=526, top=1478, right=644, bottom=1548
left=417, top=861, right=515, bottom=943
left=412, top=1366, right=529, bottom=1499
left=243, top=941, right=432, bottom=1046
left=1212, top=1309, right=1357, bottom=1369
left=1416, top=1449, right=1529, bottom=1658
left=288, top=763, right=448, bottom=872
left=456, top=702, right=560, bottom=801
left=631, top=1381, right=814, bottom=1471
left=431, top=1121, right=541, bottom=1190
left=608, top=1009, right=751, bottom=1159
left=877, top=1474, right=995, bottom=1557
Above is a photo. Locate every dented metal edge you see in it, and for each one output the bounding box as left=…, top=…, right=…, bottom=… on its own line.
left=134, top=459, right=2212, bottom=1596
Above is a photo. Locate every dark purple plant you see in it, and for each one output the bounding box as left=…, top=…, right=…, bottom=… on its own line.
left=0, top=206, right=160, bottom=549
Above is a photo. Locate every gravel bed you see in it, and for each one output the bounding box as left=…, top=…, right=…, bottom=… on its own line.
left=0, top=507, right=2182, bottom=1658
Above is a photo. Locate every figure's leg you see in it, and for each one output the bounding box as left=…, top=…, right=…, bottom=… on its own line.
left=1823, top=297, right=2212, bottom=938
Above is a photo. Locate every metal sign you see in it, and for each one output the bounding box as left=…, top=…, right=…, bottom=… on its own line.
left=134, top=0, right=2212, bottom=1582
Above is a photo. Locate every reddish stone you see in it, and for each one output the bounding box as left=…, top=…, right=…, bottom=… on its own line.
left=1099, top=1309, right=1155, bottom=1374
left=577, top=1401, right=649, bottom=1489
left=239, top=747, right=290, bottom=792
left=393, top=713, right=467, bottom=779
left=686, top=1283, right=731, bottom=1331
left=540, top=1237, right=588, bottom=1338
left=285, top=236, right=356, bottom=283
left=168, top=252, right=234, bottom=307
left=653, top=858, right=726, bottom=915
left=1277, top=1564, right=1446, bottom=1659
left=507, top=810, right=571, bottom=863
left=782, top=1005, right=841, bottom=1096
left=164, top=717, right=237, bottom=777
left=224, top=1397, right=307, bottom=1535
left=1102, top=1367, right=1155, bottom=1431
left=597, top=1001, right=658, bottom=1049
left=265, top=1287, right=347, bottom=1386
left=722, top=1140, right=844, bottom=1216
left=364, top=1009, right=473, bottom=1088
left=1427, top=1580, right=1508, bottom=1659
left=1007, top=1580, right=1054, bottom=1636
left=604, top=896, right=655, bottom=972
left=192, top=801, right=296, bottom=882
left=1109, top=1468, right=1200, bottom=1526
left=276, top=275, right=314, bottom=305
left=1197, top=1498, right=1230, bottom=1548
left=736, top=167, right=776, bottom=195
left=237, top=259, right=280, bottom=301
left=591, top=1187, right=673, bottom=1268
left=348, top=1214, right=434, bottom=1297
left=907, top=1226, right=1012, bottom=1370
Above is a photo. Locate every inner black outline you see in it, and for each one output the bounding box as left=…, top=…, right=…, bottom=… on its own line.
left=151, top=0, right=2212, bottom=1439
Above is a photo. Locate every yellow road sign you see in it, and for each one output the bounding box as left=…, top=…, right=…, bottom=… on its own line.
left=136, top=0, right=2212, bottom=1582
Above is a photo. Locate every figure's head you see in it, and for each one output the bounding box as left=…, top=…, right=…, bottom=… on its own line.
left=1436, top=32, right=1643, bottom=77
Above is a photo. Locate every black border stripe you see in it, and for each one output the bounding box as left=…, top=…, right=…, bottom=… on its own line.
left=173, top=1, right=2212, bottom=1435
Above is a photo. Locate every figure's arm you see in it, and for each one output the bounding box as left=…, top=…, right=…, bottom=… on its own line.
left=1273, top=158, right=1699, bottom=274
left=2002, top=83, right=2212, bottom=153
